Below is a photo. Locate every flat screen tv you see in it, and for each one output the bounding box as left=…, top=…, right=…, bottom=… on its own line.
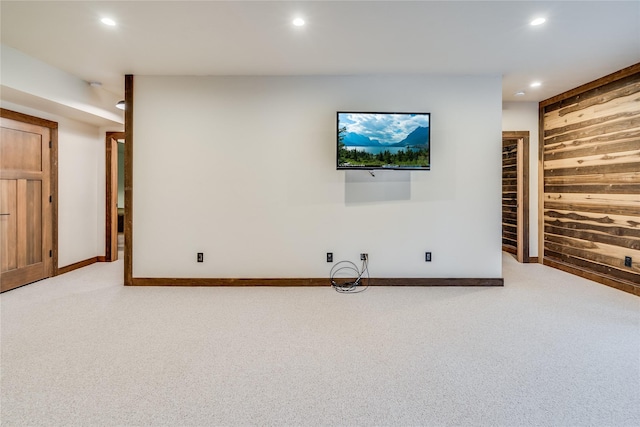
left=337, top=111, right=430, bottom=170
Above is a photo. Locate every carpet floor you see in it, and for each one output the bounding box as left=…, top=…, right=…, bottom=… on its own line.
left=1, top=254, right=638, bottom=426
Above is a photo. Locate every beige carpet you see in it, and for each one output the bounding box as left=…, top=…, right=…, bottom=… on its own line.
left=1, top=254, right=638, bottom=426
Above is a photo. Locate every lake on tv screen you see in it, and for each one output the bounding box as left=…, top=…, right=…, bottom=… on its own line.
left=345, top=146, right=410, bottom=155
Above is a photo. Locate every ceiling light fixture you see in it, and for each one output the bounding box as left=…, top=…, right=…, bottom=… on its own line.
left=514, top=91, right=525, bottom=96
left=88, top=81, right=102, bottom=88
left=530, top=81, right=542, bottom=88
left=293, top=17, right=305, bottom=27
left=530, top=17, right=546, bottom=26
left=101, top=17, right=117, bottom=26
left=116, top=100, right=125, bottom=110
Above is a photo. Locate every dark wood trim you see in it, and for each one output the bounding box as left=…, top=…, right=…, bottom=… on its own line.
left=105, top=132, right=124, bottom=262
left=540, top=62, right=640, bottom=108
left=51, top=126, right=59, bottom=276
left=376, top=278, right=504, bottom=286
left=0, top=108, right=58, bottom=129
left=538, top=104, right=545, bottom=269
left=97, top=256, right=107, bottom=262
left=105, top=135, right=115, bottom=261
left=124, top=75, right=133, bottom=286
left=527, top=257, right=539, bottom=264
left=130, top=277, right=504, bottom=287
left=0, top=108, right=59, bottom=277
left=57, top=257, right=99, bottom=275
left=502, top=131, right=528, bottom=139
left=543, top=258, right=639, bottom=296
left=521, top=134, right=530, bottom=263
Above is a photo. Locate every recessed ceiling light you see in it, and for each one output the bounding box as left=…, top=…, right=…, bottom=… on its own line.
left=116, top=100, right=125, bottom=110
left=292, top=17, right=305, bottom=27
left=530, top=81, right=542, bottom=88
left=514, top=91, right=526, bottom=96
left=101, top=17, right=117, bottom=26
left=88, top=81, right=102, bottom=88
left=530, top=17, right=546, bottom=26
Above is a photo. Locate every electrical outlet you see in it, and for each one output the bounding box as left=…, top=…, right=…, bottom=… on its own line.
left=425, top=252, right=432, bottom=262
left=197, top=252, right=204, bottom=263
left=327, top=252, right=333, bottom=263
left=360, top=253, right=368, bottom=261
left=625, top=256, right=632, bottom=267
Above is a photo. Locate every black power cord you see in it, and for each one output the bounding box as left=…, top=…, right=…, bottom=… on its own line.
left=329, top=258, right=370, bottom=293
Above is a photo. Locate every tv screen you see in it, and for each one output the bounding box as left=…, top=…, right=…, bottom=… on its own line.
left=337, top=111, right=430, bottom=170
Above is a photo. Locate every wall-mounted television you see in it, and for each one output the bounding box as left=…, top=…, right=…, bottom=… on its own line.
left=337, top=111, right=430, bottom=171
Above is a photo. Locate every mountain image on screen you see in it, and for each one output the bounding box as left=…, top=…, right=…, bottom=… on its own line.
left=337, top=112, right=430, bottom=170
left=397, top=126, right=429, bottom=148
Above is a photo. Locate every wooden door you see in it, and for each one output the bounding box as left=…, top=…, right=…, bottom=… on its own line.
left=0, top=117, right=53, bottom=291
left=502, top=131, right=530, bottom=263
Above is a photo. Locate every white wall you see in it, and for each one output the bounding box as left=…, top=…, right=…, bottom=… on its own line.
left=1, top=101, right=104, bottom=267
left=502, top=101, right=539, bottom=258
left=133, top=75, right=503, bottom=279
left=1, top=45, right=123, bottom=125
left=57, top=121, right=102, bottom=266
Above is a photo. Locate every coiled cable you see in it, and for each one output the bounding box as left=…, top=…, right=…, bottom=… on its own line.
left=330, top=258, right=370, bottom=293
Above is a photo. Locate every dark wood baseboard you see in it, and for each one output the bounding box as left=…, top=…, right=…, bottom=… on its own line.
left=526, top=256, right=539, bottom=264
left=130, top=277, right=504, bottom=287
left=97, top=256, right=107, bottom=262
left=544, top=258, right=639, bottom=297
left=57, top=257, right=99, bottom=275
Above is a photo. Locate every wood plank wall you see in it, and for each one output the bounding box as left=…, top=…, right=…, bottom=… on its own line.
left=540, top=64, right=640, bottom=296
left=502, top=137, right=518, bottom=255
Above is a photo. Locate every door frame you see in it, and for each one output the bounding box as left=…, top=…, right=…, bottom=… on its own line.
left=502, top=131, right=530, bottom=263
left=105, top=131, right=124, bottom=262
left=0, top=108, right=59, bottom=278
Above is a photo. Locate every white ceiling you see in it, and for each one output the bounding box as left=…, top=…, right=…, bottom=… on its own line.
left=2, top=0, right=639, bottom=104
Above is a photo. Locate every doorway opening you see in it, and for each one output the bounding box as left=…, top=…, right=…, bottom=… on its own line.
left=502, top=131, right=531, bottom=263
left=105, top=131, right=125, bottom=262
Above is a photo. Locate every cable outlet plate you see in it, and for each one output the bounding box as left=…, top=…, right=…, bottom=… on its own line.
left=425, top=252, right=432, bottom=262
left=624, top=256, right=632, bottom=267
left=327, top=252, right=333, bottom=263
left=197, top=252, right=204, bottom=263
left=360, top=253, right=368, bottom=261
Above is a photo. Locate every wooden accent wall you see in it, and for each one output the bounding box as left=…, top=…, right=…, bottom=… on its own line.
left=540, top=63, right=640, bottom=296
